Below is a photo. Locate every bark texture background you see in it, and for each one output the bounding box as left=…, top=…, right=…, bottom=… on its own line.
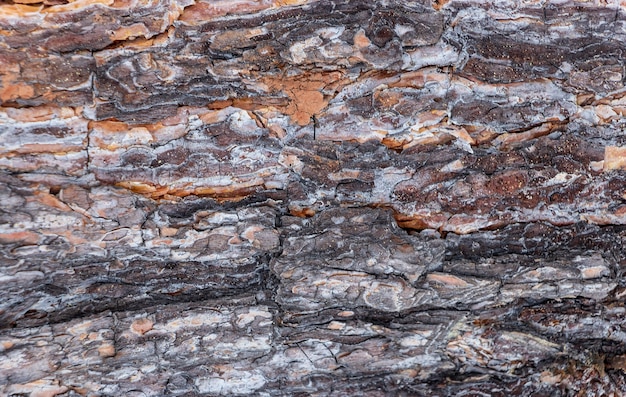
left=1, top=0, right=626, bottom=395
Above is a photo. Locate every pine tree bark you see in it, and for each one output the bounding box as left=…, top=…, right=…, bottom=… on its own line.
left=1, top=0, right=626, bottom=395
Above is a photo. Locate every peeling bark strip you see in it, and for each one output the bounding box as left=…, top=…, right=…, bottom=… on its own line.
left=1, top=0, right=626, bottom=395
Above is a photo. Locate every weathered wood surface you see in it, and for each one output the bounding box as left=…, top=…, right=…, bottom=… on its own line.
left=1, top=0, right=626, bottom=395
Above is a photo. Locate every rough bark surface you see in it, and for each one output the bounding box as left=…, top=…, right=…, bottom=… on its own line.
left=1, top=0, right=626, bottom=395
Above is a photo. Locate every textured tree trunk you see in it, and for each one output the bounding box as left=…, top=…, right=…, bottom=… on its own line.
left=1, top=0, right=626, bottom=395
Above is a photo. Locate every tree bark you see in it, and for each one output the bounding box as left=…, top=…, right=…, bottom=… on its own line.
left=1, top=0, right=626, bottom=395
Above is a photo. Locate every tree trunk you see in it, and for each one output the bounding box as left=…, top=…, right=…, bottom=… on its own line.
left=1, top=0, right=626, bottom=395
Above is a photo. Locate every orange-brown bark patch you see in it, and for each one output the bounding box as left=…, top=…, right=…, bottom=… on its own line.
left=261, top=71, right=346, bottom=126
left=604, top=146, right=626, bottom=171
left=180, top=0, right=273, bottom=25
left=0, top=79, right=35, bottom=102
left=0, top=231, right=41, bottom=245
